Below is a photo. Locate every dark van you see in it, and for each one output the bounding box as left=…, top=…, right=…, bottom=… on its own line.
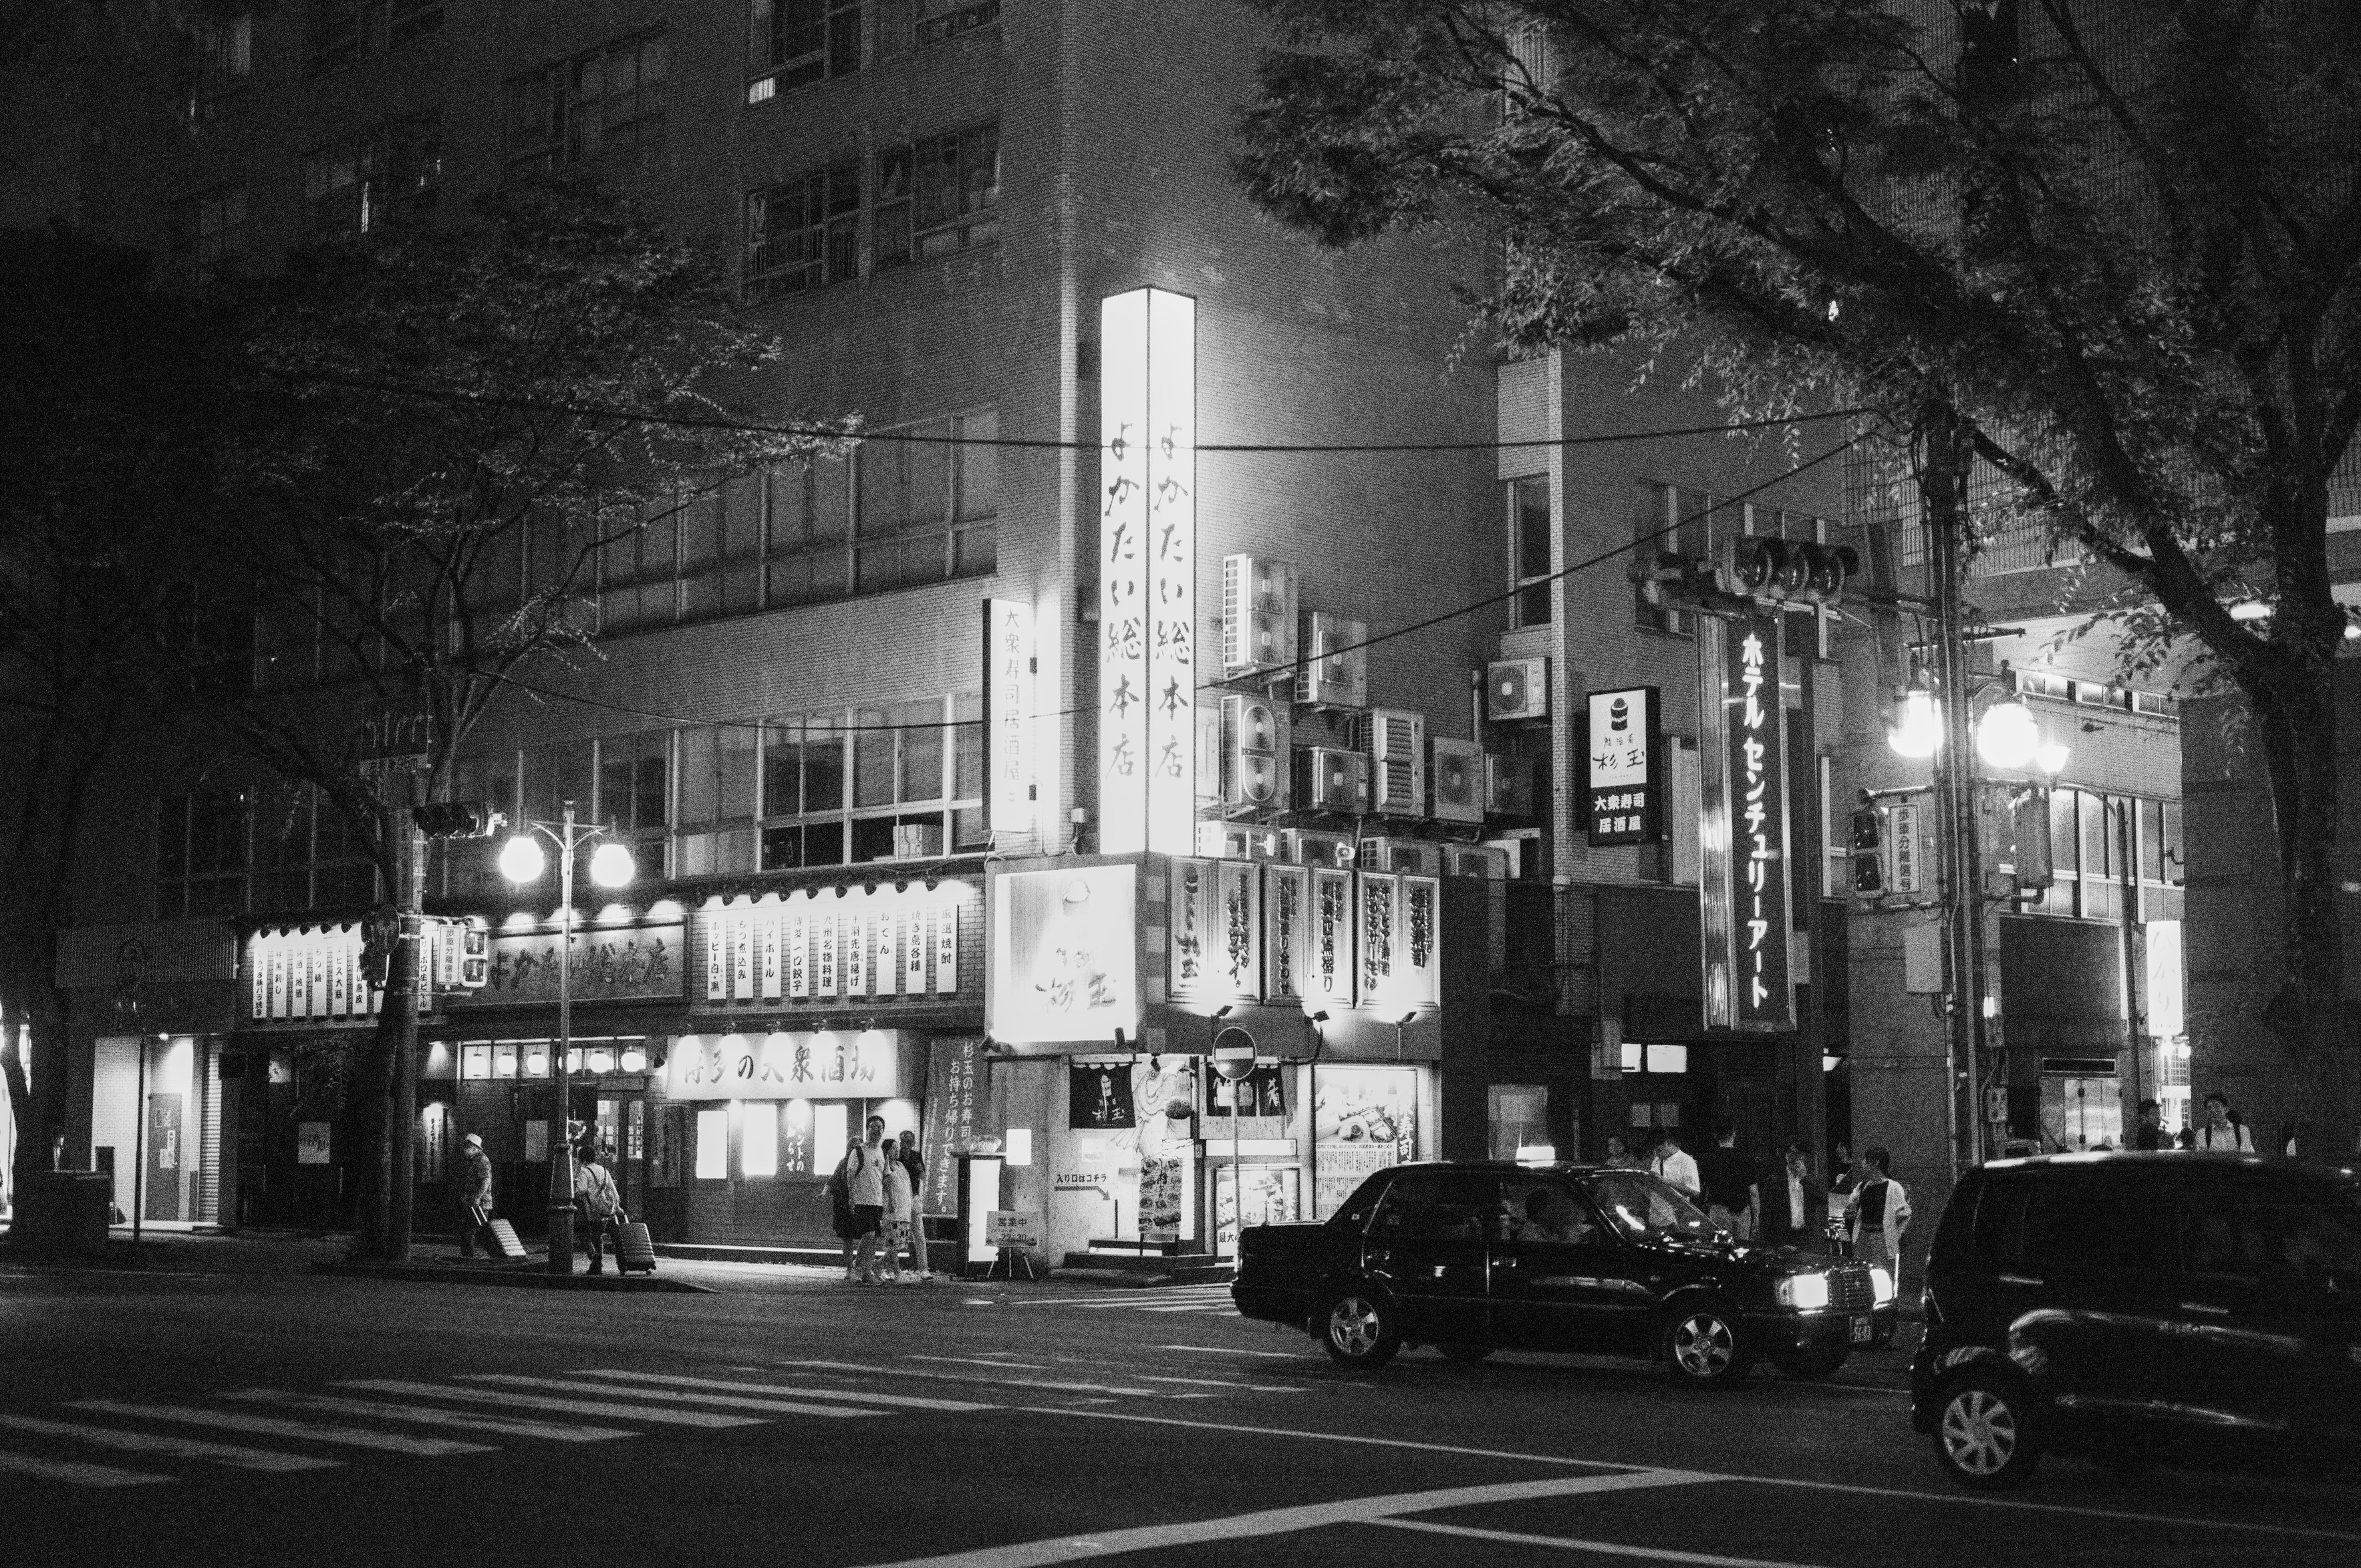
left=1911, top=1152, right=2361, bottom=1488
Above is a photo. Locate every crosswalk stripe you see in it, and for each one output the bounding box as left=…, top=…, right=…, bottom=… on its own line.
left=224, top=1390, right=637, bottom=1444
left=0, top=1446, right=174, bottom=1488
left=0, top=1412, right=337, bottom=1473
left=459, top=1375, right=879, bottom=1419
left=70, top=1400, right=493, bottom=1458
left=569, top=1371, right=990, bottom=1413
left=337, top=1380, right=762, bottom=1428
left=771, top=1360, right=1164, bottom=1398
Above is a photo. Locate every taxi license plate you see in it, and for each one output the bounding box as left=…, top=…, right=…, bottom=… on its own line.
left=1848, top=1315, right=1874, bottom=1345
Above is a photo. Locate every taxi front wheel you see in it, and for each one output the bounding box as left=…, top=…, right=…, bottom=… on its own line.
left=1320, top=1291, right=1403, bottom=1369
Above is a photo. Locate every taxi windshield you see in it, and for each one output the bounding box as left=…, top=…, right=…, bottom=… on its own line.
left=1584, top=1170, right=1717, bottom=1243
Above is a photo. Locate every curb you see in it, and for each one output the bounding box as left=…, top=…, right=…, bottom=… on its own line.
left=311, top=1261, right=712, bottom=1293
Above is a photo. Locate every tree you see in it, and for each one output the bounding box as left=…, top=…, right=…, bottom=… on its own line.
left=1235, top=0, right=2361, bottom=1150
left=203, top=179, right=845, bottom=1259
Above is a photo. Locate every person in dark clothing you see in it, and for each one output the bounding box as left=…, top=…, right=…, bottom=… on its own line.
left=455, top=1132, right=497, bottom=1259
left=1697, top=1120, right=1760, bottom=1242
left=1758, top=1141, right=1828, bottom=1250
left=2132, top=1099, right=2167, bottom=1150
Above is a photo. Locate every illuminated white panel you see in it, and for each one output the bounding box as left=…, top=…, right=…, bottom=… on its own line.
left=813, top=1100, right=848, bottom=1168
left=1099, top=289, right=1152, bottom=854
left=694, top=1107, right=728, bottom=1180
left=741, top=1102, right=778, bottom=1177
left=1141, top=289, right=1198, bottom=855
left=984, top=597, right=1036, bottom=846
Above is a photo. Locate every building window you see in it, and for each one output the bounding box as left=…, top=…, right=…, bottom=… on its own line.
left=746, top=0, right=861, bottom=104
left=875, top=122, right=999, bottom=268
left=157, top=792, right=251, bottom=919
left=253, top=786, right=378, bottom=912
left=2034, top=789, right=2183, bottom=921
left=676, top=724, right=760, bottom=877
left=179, top=10, right=253, bottom=124
left=184, top=186, right=248, bottom=289
left=597, top=501, right=680, bottom=633
left=746, top=162, right=861, bottom=301
left=916, top=0, right=999, bottom=45
left=761, top=716, right=849, bottom=869
left=762, top=452, right=855, bottom=607
left=854, top=410, right=998, bottom=593
left=301, top=114, right=442, bottom=239
left=595, top=731, right=672, bottom=849
left=1506, top=475, right=1551, bottom=627
left=1633, top=482, right=1714, bottom=634
left=679, top=480, right=765, bottom=621
left=759, top=700, right=983, bottom=869
left=504, top=31, right=669, bottom=180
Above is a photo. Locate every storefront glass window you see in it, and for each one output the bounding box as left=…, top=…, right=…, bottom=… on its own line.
left=741, top=1102, right=778, bottom=1176
left=694, top=1106, right=728, bottom=1178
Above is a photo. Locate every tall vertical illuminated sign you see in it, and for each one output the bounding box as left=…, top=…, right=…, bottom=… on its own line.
left=1099, top=288, right=1197, bottom=855
left=982, top=597, right=1035, bottom=846
left=1698, top=612, right=1795, bottom=1031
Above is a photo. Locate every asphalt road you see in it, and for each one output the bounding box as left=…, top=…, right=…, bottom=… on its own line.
left=3, top=1238, right=2357, bottom=1567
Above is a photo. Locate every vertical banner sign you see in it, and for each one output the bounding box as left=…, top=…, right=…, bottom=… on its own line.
left=705, top=912, right=726, bottom=1001
left=1169, top=858, right=1211, bottom=999
left=877, top=915, right=899, bottom=997
left=904, top=911, right=927, bottom=995
left=846, top=907, right=869, bottom=997
left=1310, top=867, right=1357, bottom=1005
left=1098, top=287, right=1198, bottom=855
left=983, top=598, right=1036, bottom=846
left=1699, top=613, right=1795, bottom=1031
left=1265, top=865, right=1306, bottom=1003
left=934, top=904, right=958, bottom=995
left=1586, top=687, right=1661, bottom=845
left=1217, top=858, right=1262, bottom=997
left=732, top=915, right=754, bottom=1001
left=816, top=909, right=839, bottom=998
left=1359, top=872, right=1400, bottom=1000
left=787, top=911, right=811, bottom=998
left=1399, top=876, right=1441, bottom=1007
left=760, top=910, right=783, bottom=999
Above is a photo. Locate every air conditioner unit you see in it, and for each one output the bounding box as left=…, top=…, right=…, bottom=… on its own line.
left=1301, top=611, right=1368, bottom=708
left=1486, top=657, right=1549, bottom=722
left=1441, top=843, right=1511, bottom=881
left=1295, top=747, right=1369, bottom=813
left=1358, top=709, right=1426, bottom=816
left=1197, top=821, right=1250, bottom=859
left=1486, top=754, right=1536, bottom=818
left=1279, top=828, right=1356, bottom=868
left=1359, top=836, right=1442, bottom=877
left=1429, top=736, right=1484, bottom=825
left=1222, top=554, right=1300, bottom=675
left=1219, top=693, right=1291, bottom=812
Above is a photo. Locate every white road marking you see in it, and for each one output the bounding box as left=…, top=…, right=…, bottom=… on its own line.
left=1136, top=1375, right=1299, bottom=1392
left=1159, top=1345, right=1305, bottom=1359
left=1369, top=1517, right=1830, bottom=1567
left=906, top=1356, right=1050, bottom=1370
left=771, top=1360, right=1165, bottom=1398
left=1030, top=1407, right=1643, bottom=1468
left=0, top=1446, right=172, bottom=1488
left=71, top=1400, right=492, bottom=1458
left=0, top=1412, right=337, bottom=1473
left=224, top=1390, right=637, bottom=1443
left=459, top=1374, right=877, bottom=1419
left=1137, top=1304, right=1238, bottom=1313
left=337, top=1380, right=760, bottom=1429
left=865, top=1468, right=1711, bottom=1567
left=573, top=1371, right=990, bottom=1413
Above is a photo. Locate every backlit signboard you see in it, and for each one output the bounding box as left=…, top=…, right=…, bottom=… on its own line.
left=1585, top=686, right=1661, bottom=846
left=1699, top=613, right=1795, bottom=1031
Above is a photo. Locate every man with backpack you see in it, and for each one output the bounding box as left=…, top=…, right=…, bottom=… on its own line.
left=844, top=1116, right=890, bottom=1285
left=575, top=1142, right=626, bottom=1275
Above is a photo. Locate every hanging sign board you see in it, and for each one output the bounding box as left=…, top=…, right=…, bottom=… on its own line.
left=1699, top=613, right=1796, bottom=1031
left=1585, top=686, right=1661, bottom=846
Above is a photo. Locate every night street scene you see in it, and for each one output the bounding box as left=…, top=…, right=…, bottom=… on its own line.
left=3, top=3, right=2360, bottom=1565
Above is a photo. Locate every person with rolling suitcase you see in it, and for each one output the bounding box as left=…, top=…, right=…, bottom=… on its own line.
left=575, top=1143, right=626, bottom=1275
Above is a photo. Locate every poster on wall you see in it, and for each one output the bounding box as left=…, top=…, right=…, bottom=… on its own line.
left=920, top=1037, right=986, bottom=1217
left=1069, top=1062, right=1137, bottom=1130
left=988, top=865, right=1139, bottom=1044
left=297, top=1121, right=331, bottom=1165
left=1216, top=1165, right=1299, bottom=1255
left=1264, top=865, right=1306, bottom=1002
left=1308, top=867, right=1356, bottom=1006
left=1313, top=1065, right=1419, bottom=1218
left=1215, top=859, right=1262, bottom=997
left=1398, top=876, right=1441, bottom=1009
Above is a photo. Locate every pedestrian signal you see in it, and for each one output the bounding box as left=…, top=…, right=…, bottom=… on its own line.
left=1850, top=805, right=1885, bottom=895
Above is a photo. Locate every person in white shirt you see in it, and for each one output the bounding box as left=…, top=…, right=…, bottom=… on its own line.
left=2194, top=1092, right=2256, bottom=1152
left=880, top=1140, right=915, bottom=1283
left=573, top=1144, right=625, bottom=1276
left=1848, top=1146, right=1912, bottom=1292
left=847, top=1116, right=889, bottom=1284
left=1650, top=1130, right=1701, bottom=1203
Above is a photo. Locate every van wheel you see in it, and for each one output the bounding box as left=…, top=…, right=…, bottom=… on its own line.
left=1436, top=1344, right=1493, bottom=1363
left=1321, top=1291, right=1402, bottom=1369
left=1663, top=1305, right=1754, bottom=1388
left=1934, top=1373, right=2042, bottom=1489
left=1774, top=1346, right=1849, bottom=1380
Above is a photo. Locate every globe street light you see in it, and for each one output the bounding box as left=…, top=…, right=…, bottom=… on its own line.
left=500, top=800, right=633, bottom=1273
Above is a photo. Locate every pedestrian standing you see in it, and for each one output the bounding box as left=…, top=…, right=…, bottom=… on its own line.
left=456, top=1132, right=497, bottom=1260
left=1650, top=1129, right=1701, bottom=1204
left=575, top=1144, right=624, bottom=1275
left=1848, top=1146, right=1912, bottom=1293
left=1825, top=1142, right=1857, bottom=1255
left=1697, top=1120, right=1760, bottom=1242
left=880, top=1142, right=914, bottom=1284
left=1602, top=1134, right=1637, bottom=1169
left=828, top=1138, right=863, bottom=1279
left=847, top=1115, right=889, bottom=1284
left=897, top=1129, right=931, bottom=1279
left=1760, top=1142, right=1827, bottom=1251
left=2132, top=1099, right=2166, bottom=1150
left=2195, top=1092, right=2256, bottom=1151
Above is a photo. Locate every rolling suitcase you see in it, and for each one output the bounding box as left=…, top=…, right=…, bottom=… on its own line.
left=614, top=1220, right=658, bottom=1275
left=487, top=1219, right=529, bottom=1259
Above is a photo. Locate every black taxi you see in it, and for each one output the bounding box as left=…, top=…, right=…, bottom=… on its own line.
left=1232, top=1160, right=1898, bottom=1385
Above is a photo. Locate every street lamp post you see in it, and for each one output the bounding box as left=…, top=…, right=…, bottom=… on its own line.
left=499, top=801, right=632, bottom=1274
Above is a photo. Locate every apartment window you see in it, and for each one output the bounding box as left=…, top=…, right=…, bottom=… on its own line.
left=679, top=480, right=765, bottom=621
left=505, top=32, right=668, bottom=180
left=746, top=0, right=861, bottom=104
left=157, top=792, right=249, bottom=919
left=1506, top=476, right=1551, bottom=626
left=746, top=162, right=861, bottom=301
left=525, top=740, right=595, bottom=827
left=301, top=114, right=442, bottom=239
left=854, top=411, right=998, bottom=593
left=676, top=724, right=760, bottom=877
left=759, top=701, right=983, bottom=869
left=916, top=0, right=1000, bottom=45
left=761, top=716, right=849, bottom=869
left=1634, top=482, right=1714, bottom=633
left=180, top=10, right=253, bottom=123
left=875, top=122, right=999, bottom=268
left=184, top=186, right=249, bottom=289
left=595, top=732, right=672, bottom=842
left=762, top=453, right=854, bottom=606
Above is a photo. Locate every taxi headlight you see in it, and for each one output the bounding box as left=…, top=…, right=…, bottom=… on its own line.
left=1777, top=1272, right=1831, bottom=1311
left=1870, top=1266, right=1896, bottom=1304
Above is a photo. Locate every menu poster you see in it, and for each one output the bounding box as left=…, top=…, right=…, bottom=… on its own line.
left=1069, top=1062, right=1137, bottom=1130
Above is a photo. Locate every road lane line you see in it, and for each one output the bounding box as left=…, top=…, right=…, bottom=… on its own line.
left=0, top=1447, right=174, bottom=1488
left=864, top=1468, right=1713, bottom=1567
left=906, top=1356, right=1050, bottom=1371
left=571, top=1372, right=989, bottom=1413
left=70, top=1400, right=493, bottom=1458
left=0, top=1412, right=337, bottom=1473
left=1137, top=1376, right=1302, bottom=1393
left=1022, top=1407, right=1645, bottom=1467
left=336, top=1380, right=760, bottom=1429
left=1369, top=1517, right=1830, bottom=1567
left=224, top=1390, right=638, bottom=1443
left=459, top=1374, right=879, bottom=1419
left=770, top=1360, right=1166, bottom=1398
left=1159, top=1346, right=1305, bottom=1359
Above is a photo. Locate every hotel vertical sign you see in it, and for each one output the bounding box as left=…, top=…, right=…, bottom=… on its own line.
left=1699, top=612, right=1795, bottom=1032
left=1098, top=287, right=1198, bottom=856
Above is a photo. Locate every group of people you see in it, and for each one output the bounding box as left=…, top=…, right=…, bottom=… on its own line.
left=827, top=1115, right=933, bottom=1285
left=2131, top=1090, right=2285, bottom=1154
left=1596, top=1125, right=1912, bottom=1280
left=453, top=1122, right=629, bottom=1273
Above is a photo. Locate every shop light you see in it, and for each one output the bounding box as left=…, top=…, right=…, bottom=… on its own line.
left=499, top=834, right=547, bottom=884
left=1515, top=1144, right=1556, bottom=1165
left=589, top=842, right=635, bottom=889
left=1887, top=688, right=1943, bottom=758
left=1975, top=697, right=2040, bottom=770
left=619, top=1048, right=648, bottom=1074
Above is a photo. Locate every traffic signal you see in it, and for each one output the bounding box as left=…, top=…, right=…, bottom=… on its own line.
left=412, top=800, right=505, bottom=838
left=1718, top=537, right=1859, bottom=607
left=1850, top=802, right=1885, bottom=895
